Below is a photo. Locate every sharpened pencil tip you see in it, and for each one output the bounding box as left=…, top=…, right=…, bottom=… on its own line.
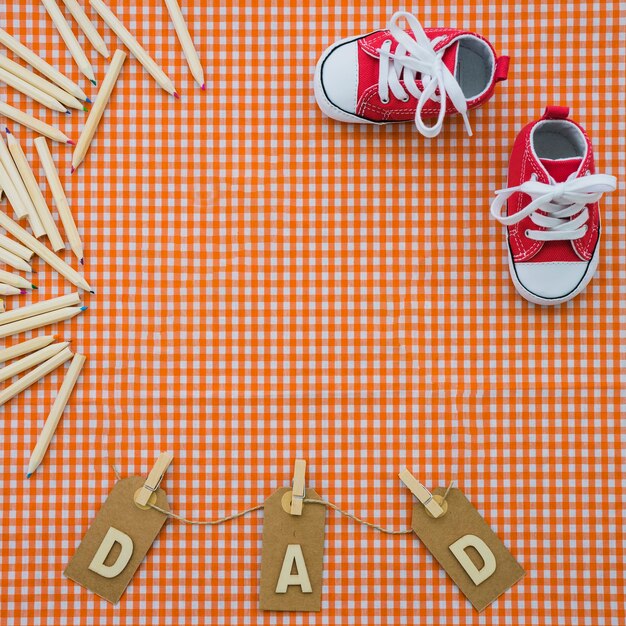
left=201, top=83, right=206, bottom=90
left=85, top=97, right=92, bottom=103
left=20, top=289, right=27, bottom=294
left=70, top=167, right=75, bottom=174
left=80, top=305, right=88, bottom=311
left=65, top=110, right=71, bottom=115
left=173, top=91, right=180, bottom=99
left=26, top=473, right=32, bottom=479
left=89, top=290, right=95, bottom=294
left=5, top=127, right=10, bottom=134
left=90, top=79, right=97, bottom=86
left=67, top=139, right=75, bottom=145
left=82, top=106, right=88, bottom=112
left=32, top=284, right=38, bottom=290
left=80, top=258, right=85, bottom=265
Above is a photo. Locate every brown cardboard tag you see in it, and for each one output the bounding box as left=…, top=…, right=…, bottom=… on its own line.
left=64, top=476, right=169, bottom=604
left=411, top=487, right=525, bottom=612
left=259, top=487, right=326, bottom=611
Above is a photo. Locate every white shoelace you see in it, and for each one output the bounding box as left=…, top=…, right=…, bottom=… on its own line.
left=377, top=11, right=472, bottom=138
left=490, top=172, right=617, bottom=241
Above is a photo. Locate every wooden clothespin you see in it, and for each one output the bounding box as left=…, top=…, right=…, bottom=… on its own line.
left=398, top=467, right=444, bottom=518
left=134, top=452, right=174, bottom=508
left=289, top=459, right=306, bottom=516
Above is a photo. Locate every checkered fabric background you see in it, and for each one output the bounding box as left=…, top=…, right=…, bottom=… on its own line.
left=0, top=1, right=624, bottom=624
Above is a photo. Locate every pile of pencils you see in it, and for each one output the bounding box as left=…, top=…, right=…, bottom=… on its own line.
left=0, top=0, right=204, bottom=475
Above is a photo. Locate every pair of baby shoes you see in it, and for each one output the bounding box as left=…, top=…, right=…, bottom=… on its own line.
left=314, top=11, right=617, bottom=305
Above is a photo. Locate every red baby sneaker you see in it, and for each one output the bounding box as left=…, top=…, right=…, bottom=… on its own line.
left=490, top=107, right=617, bottom=305
left=314, top=11, right=509, bottom=137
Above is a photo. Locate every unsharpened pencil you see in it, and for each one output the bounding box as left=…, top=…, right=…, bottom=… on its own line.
left=72, top=49, right=126, bottom=171
left=0, top=341, right=69, bottom=383
left=27, top=352, right=86, bottom=476
left=0, top=212, right=93, bottom=291
left=0, top=28, right=88, bottom=101
left=164, top=0, right=205, bottom=89
left=0, top=101, right=74, bottom=144
left=0, top=55, right=86, bottom=111
left=40, top=0, right=97, bottom=84
left=62, top=0, right=109, bottom=57
left=0, top=292, right=81, bottom=327
left=0, top=334, right=56, bottom=363
left=5, top=130, right=65, bottom=251
left=0, top=269, right=35, bottom=290
left=0, top=346, right=73, bottom=406
left=0, top=160, right=29, bottom=221
left=35, top=137, right=84, bottom=261
left=90, top=0, right=178, bottom=96
left=0, top=305, right=87, bottom=339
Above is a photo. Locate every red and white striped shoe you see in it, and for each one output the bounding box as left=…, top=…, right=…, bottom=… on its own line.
left=314, top=11, right=509, bottom=138
left=491, top=107, right=617, bottom=305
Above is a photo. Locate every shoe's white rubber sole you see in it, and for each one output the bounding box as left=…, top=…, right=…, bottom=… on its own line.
left=507, top=246, right=599, bottom=306
left=313, top=35, right=382, bottom=125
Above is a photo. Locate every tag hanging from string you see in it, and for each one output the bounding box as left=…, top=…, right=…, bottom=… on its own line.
left=400, top=467, right=526, bottom=612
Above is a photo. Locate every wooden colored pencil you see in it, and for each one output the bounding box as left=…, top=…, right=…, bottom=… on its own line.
left=0, top=28, right=88, bottom=101
left=0, top=245, right=32, bottom=273
left=0, top=234, right=34, bottom=261
left=0, top=346, right=73, bottom=406
left=0, top=101, right=74, bottom=144
left=0, top=67, right=68, bottom=113
left=0, top=55, right=86, bottom=111
left=0, top=212, right=93, bottom=291
left=0, top=283, right=24, bottom=296
left=0, top=160, right=29, bottom=221
left=164, top=0, right=205, bottom=89
left=40, top=0, right=97, bottom=84
left=27, top=352, right=86, bottom=476
left=0, top=269, right=35, bottom=290
left=62, top=0, right=109, bottom=58
left=90, top=0, right=178, bottom=96
left=0, top=131, right=41, bottom=228
left=72, top=49, right=126, bottom=171
left=35, top=137, right=84, bottom=261
left=0, top=334, right=56, bottom=363
left=0, top=305, right=86, bottom=339
left=5, top=130, right=65, bottom=251
left=0, top=341, right=69, bottom=383
left=0, top=292, right=81, bottom=326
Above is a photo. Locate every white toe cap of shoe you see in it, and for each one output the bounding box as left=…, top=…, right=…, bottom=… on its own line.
left=320, top=41, right=359, bottom=113
left=514, top=261, right=589, bottom=300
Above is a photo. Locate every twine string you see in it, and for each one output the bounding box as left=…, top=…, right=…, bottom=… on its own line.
left=113, top=464, right=414, bottom=535
left=147, top=498, right=413, bottom=535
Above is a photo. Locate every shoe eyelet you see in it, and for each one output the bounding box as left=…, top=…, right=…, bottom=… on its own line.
left=524, top=229, right=531, bottom=237
left=401, top=96, right=410, bottom=102
left=381, top=97, right=390, bottom=104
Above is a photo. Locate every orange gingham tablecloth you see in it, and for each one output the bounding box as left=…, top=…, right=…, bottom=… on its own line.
left=0, top=1, right=625, bottom=624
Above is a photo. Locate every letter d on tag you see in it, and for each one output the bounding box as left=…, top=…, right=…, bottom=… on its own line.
left=410, top=487, right=525, bottom=612
left=64, top=476, right=169, bottom=604
left=259, top=487, right=326, bottom=611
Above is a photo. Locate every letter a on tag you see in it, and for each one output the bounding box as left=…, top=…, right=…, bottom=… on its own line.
left=410, top=487, right=525, bottom=612
left=64, top=476, right=169, bottom=604
left=259, top=487, right=326, bottom=611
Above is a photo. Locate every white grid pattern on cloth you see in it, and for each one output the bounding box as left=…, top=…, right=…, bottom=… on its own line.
left=0, top=1, right=624, bottom=625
